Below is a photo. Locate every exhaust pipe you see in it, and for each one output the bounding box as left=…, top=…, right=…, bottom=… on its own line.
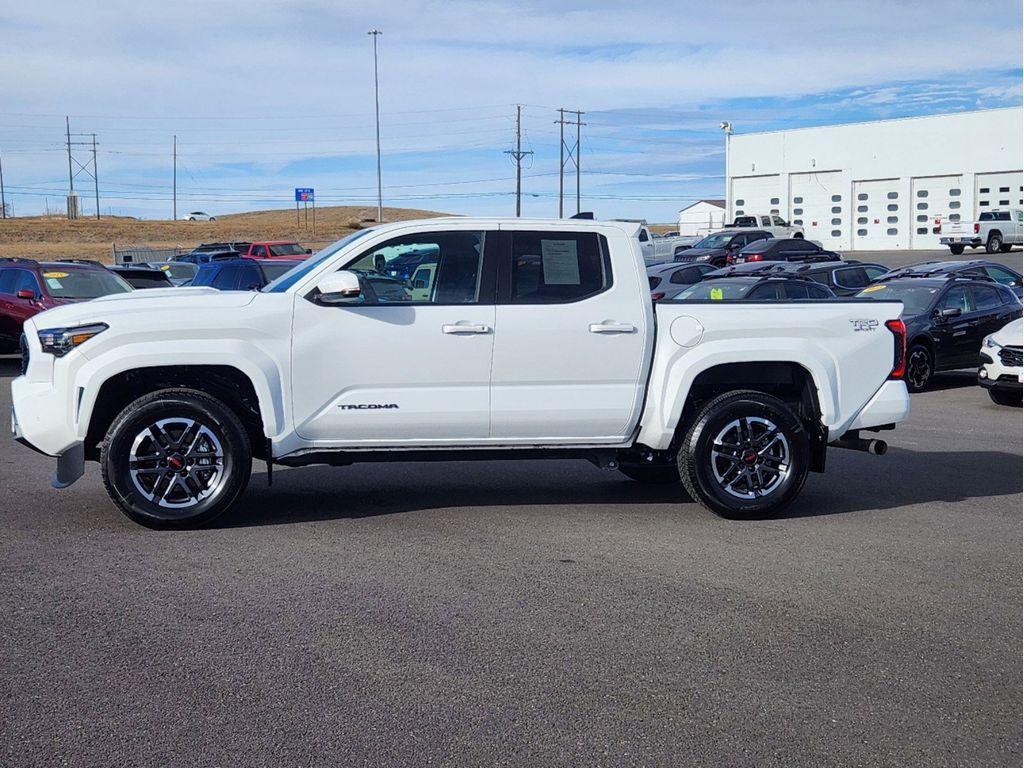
left=831, top=435, right=888, bottom=455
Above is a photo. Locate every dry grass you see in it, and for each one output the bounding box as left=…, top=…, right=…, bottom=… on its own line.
left=0, top=205, right=450, bottom=262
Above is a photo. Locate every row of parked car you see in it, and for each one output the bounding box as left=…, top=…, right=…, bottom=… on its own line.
left=644, top=227, right=1023, bottom=402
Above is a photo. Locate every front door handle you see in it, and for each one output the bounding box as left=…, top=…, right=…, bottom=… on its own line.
left=442, top=323, right=491, bottom=335
left=589, top=322, right=637, bottom=334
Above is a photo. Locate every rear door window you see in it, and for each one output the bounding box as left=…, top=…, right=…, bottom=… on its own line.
left=833, top=266, right=871, bottom=290
left=747, top=283, right=785, bottom=300
left=211, top=266, right=241, bottom=290
left=508, top=231, right=609, bottom=303
left=236, top=264, right=263, bottom=290
left=984, top=265, right=1020, bottom=288
left=970, top=285, right=1003, bottom=312
left=669, top=267, right=699, bottom=284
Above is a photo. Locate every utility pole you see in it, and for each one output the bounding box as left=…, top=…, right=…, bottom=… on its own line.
left=91, top=134, right=99, bottom=219
left=503, top=105, right=533, bottom=217
left=368, top=29, right=383, bottom=223
left=555, top=108, right=585, bottom=217
left=64, top=119, right=100, bottom=219
left=0, top=146, right=7, bottom=219
left=172, top=134, right=177, bottom=221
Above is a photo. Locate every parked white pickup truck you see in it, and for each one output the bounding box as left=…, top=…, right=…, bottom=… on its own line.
left=731, top=215, right=805, bottom=238
left=940, top=209, right=1023, bottom=255
left=11, top=218, right=910, bottom=528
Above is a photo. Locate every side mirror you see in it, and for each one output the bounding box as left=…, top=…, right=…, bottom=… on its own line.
left=16, top=289, right=36, bottom=300
left=315, top=270, right=362, bottom=305
left=937, top=307, right=962, bottom=320
left=306, top=248, right=313, bottom=255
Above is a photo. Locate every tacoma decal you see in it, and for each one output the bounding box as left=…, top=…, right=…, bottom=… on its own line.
left=339, top=403, right=400, bottom=410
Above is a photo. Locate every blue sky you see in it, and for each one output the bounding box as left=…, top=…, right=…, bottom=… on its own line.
left=0, top=0, right=1021, bottom=223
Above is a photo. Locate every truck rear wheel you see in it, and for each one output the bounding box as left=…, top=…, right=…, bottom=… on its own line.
left=678, top=390, right=809, bottom=519
left=986, top=233, right=1003, bottom=254
left=948, top=244, right=965, bottom=255
left=100, top=388, right=252, bottom=528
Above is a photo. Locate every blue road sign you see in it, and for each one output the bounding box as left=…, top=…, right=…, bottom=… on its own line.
left=295, top=187, right=314, bottom=202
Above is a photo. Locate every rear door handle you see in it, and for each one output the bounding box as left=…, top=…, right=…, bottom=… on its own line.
left=589, top=322, right=637, bottom=334
left=442, top=323, right=491, bottom=335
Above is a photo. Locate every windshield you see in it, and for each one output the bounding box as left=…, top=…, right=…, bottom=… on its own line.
left=693, top=233, right=735, bottom=249
left=674, top=279, right=754, bottom=301
left=41, top=268, right=133, bottom=299
left=262, top=229, right=374, bottom=293
left=269, top=243, right=307, bottom=257
left=157, top=263, right=197, bottom=279
left=856, top=283, right=939, bottom=315
left=261, top=261, right=303, bottom=281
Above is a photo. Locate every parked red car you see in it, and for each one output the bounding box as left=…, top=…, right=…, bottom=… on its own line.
left=0, top=258, right=133, bottom=353
left=238, top=241, right=311, bottom=259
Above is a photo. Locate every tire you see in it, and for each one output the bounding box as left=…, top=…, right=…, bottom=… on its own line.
left=677, top=390, right=809, bottom=520
left=100, top=388, right=252, bottom=528
left=618, top=463, right=681, bottom=484
left=988, top=388, right=1022, bottom=407
left=999, top=243, right=1013, bottom=253
left=905, top=343, right=933, bottom=393
left=948, top=245, right=965, bottom=256
left=793, top=232, right=804, bottom=239
left=986, top=233, right=1003, bottom=254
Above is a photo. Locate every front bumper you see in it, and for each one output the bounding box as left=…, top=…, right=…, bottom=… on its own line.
left=978, top=351, right=1023, bottom=391
left=11, top=403, right=85, bottom=488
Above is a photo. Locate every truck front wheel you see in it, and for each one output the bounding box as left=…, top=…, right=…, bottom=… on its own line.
left=100, top=388, right=252, bottom=528
left=678, top=390, right=809, bottom=519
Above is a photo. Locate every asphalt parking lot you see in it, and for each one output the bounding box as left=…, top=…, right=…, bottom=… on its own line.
left=1, top=248, right=1021, bottom=767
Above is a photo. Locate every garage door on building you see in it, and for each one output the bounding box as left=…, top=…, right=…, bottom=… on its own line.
left=731, top=175, right=782, bottom=223
left=975, top=171, right=1024, bottom=217
left=790, top=171, right=845, bottom=250
left=852, top=179, right=903, bottom=250
left=910, top=175, right=965, bottom=249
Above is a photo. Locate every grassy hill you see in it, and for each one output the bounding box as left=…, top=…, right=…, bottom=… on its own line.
left=0, top=205, right=450, bottom=262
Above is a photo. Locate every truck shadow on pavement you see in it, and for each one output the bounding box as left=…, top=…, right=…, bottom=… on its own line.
left=221, top=446, right=1022, bottom=527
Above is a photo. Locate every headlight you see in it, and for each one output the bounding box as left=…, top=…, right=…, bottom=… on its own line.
left=696, top=255, right=710, bottom=261
left=983, top=335, right=1002, bottom=350
left=37, top=323, right=108, bottom=357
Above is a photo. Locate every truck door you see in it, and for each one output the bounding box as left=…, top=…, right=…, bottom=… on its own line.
left=488, top=228, right=651, bottom=442
left=290, top=228, right=497, bottom=444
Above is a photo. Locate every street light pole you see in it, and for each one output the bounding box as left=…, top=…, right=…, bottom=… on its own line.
left=368, top=29, right=383, bottom=223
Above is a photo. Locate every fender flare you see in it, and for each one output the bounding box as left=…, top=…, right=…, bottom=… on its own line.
left=73, top=340, right=286, bottom=441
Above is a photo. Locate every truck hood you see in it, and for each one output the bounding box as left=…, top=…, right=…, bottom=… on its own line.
left=26, top=287, right=259, bottom=330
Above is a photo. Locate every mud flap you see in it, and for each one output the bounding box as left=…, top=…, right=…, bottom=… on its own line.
left=51, top=442, right=85, bottom=489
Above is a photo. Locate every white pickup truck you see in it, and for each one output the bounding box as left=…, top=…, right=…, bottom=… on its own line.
left=940, top=209, right=1023, bottom=255
left=11, top=218, right=910, bottom=528
left=731, top=215, right=805, bottom=238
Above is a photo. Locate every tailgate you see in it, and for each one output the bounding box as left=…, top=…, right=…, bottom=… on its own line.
left=941, top=220, right=970, bottom=236
left=652, top=300, right=904, bottom=436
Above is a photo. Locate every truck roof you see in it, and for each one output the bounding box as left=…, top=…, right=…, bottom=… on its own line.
left=366, top=217, right=643, bottom=236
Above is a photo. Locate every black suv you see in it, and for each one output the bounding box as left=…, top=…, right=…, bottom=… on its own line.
left=706, top=260, right=888, bottom=296
left=857, top=275, right=1022, bottom=392
left=673, top=272, right=835, bottom=301
left=672, top=229, right=772, bottom=266
left=879, top=260, right=1022, bottom=298
left=191, top=257, right=303, bottom=291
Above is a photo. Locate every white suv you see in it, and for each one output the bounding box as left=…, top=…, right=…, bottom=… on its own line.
left=979, top=318, right=1023, bottom=406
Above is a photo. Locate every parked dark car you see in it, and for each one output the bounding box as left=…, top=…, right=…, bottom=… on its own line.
left=878, top=260, right=1023, bottom=298
left=856, top=275, right=1022, bottom=392
left=647, top=262, right=718, bottom=301
left=175, top=249, right=244, bottom=265
left=108, top=265, right=174, bottom=289
left=731, top=237, right=839, bottom=265
left=191, top=258, right=303, bottom=291
left=143, top=261, right=199, bottom=286
left=710, top=260, right=888, bottom=297
left=0, top=258, right=132, bottom=353
left=672, top=229, right=772, bottom=266
left=191, top=241, right=252, bottom=255
left=673, top=274, right=835, bottom=302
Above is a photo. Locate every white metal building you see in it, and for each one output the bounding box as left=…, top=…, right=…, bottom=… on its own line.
left=676, top=199, right=726, bottom=236
left=725, top=107, right=1023, bottom=251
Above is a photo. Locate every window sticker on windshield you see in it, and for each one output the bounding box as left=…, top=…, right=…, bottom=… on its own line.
left=861, top=285, right=886, bottom=293
left=709, top=287, right=724, bottom=300
left=42, top=271, right=69, bottom=279
left=540, top=239, right=581, bottom=285
left=160, top=264, right=170, bottom=270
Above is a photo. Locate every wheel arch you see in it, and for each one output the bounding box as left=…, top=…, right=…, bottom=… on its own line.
left=83, top=363, right=276, bottom=461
